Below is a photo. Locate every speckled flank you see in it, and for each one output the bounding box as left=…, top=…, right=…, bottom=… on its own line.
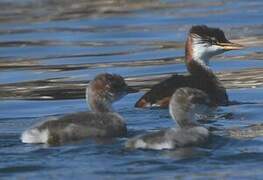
left=127, top=88, right=211, bottom=150
left=21, top=73, right=133, bottom=145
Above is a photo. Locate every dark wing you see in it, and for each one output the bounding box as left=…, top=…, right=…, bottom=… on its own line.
left=135, top=74, right=191, bottom=108
left=135, top=71, right=228, bottom=108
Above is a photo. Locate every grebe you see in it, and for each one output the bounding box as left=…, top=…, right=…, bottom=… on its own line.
left=126, top=87, right=212, bottom=150
left=135, top=25, right=243, bottom=108
left=21, top=73, right=137, bottom=145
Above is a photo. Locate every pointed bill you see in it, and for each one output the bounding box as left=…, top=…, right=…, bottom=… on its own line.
left=217, top=42, right=244, bottom=50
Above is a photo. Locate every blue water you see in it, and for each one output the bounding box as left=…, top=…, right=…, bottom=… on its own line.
left=0, top=0, right=263, bottom=179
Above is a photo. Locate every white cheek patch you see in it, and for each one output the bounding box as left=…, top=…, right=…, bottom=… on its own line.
left=192, top=38, right=225, bottom=66
left=206, top=45, right=224, bottom=55
left=192, top=41, right=210, bottom=66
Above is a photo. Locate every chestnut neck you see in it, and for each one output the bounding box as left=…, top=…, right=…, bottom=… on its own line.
left=185, top=35, right=213, bottom=73
left=185, top=35, right=214, bottom=77
left=184, top=35, right=228, bottom=106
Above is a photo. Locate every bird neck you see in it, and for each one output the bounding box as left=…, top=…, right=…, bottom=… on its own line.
left=185, top=36, right=214, bottom=76
left=184, top=36, right=228, bottom=106
left=169, top=102, right=198, bottom=129
left=89, top=98, right=113, bottom=113
left=86, top=88, right=113, bottom=113
left=186, top=60, right=215, bottom=79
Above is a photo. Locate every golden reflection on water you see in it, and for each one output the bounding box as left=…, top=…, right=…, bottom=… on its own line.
left=1, top=1, right=263, bottom=178
left=1, top=66, right=263, bottom=100
left=0, top=35, right=263, bottom=100
left=0, top=0, right=263, bottom=100
left=0, top=34, right=263, bottom=100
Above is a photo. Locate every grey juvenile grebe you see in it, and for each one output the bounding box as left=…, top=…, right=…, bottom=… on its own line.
left=21, top=73, right=137, bottom=145
left=135, top=25, right=243, bottom=108
left=126, top=87, right=212, bottom=150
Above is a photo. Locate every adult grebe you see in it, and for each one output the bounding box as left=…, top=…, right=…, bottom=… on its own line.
left=21, top=73, right=137, bottom=145
left=126, top=87, right=212, bottom=150
left=135, top=25, right=243, bottom=108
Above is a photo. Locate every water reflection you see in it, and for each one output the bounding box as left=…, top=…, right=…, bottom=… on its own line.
left=1, top=66, right=263, bottom=100
left=0, top=0, right=263, bottom=100
left=1, top=0, right=263, bottom=179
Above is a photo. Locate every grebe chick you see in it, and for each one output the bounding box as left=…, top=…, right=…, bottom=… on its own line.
left=135, top=25, right=244, bottom=108
left=126, top=87, right=212, bottom=150
left=21, top=73, right=137, bottom=145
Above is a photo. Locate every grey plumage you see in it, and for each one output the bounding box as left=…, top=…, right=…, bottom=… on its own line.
left=35, top=112, right=126, bottom=145
left=21, top=73, right=136, bottom=145
left=126, top=87, right=211, bottom=150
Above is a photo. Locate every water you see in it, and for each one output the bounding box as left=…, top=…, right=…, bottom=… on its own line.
left=0, top=0, right=263, bottom=179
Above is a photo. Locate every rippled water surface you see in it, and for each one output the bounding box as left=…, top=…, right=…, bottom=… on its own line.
left=1, top=0, right=263, bottom=179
